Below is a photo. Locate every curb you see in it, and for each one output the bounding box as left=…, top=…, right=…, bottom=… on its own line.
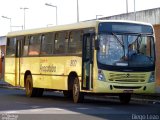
left=86, top=95, right=160, bottom=104
left=131, top=95, right=160, bottom=104
left=0, top=81, right=23, bottom=90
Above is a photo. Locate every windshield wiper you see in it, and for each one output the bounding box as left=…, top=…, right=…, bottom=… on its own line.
left=134, top=34, right=143, bottom=53
left=112, top=32, right=124, bottom=47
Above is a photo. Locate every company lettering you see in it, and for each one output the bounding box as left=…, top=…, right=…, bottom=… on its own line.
left=40, top=64, right=56, bottom=72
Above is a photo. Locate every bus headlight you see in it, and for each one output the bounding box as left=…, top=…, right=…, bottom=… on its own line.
left=98, top=69, right=106, bottom=81
left=148, top=72, right=155, bottom=83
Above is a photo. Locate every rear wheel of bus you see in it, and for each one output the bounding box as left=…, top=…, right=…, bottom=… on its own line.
left=73, top=77, right=84, bottom=103
left=25, top=74, right=44, bottom=97
left=119, top=93, right=131, bottom=104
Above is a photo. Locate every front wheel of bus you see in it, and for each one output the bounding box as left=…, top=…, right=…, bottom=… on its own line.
left=25, top=74, right=36, bottom=97
left=119, top=93, right=131, bottom=104
left=73, top=77, right=84, bottom=103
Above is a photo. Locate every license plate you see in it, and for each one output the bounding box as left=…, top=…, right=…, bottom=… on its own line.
left=123, top=90, right=133, bottom=93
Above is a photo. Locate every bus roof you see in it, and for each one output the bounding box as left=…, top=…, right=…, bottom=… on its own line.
left=7, top=20, right=98, bottom=37
left=7, top=20, right=153, bottom=37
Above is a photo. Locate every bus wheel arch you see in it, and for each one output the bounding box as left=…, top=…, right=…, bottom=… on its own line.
left=63, top=72, right=77, bottom=98
left=68, top=72, right=78, bottom=91
left=24, top=70, right=32, bottom=88
left=24, top=70, right=44, bottom=97
left=67, top=71, right=84, bottom=103
left=73, top=77, right=84, bottom=103
left=24, top=71, right=34, bottom=97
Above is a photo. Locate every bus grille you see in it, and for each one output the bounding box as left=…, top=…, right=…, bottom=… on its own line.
left=113, top=86, right=142, bottom=89
left=108, top=73, right=147, bottom=83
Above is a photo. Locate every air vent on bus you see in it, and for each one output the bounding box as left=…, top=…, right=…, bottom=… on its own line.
left=113, top=86, right=142, bottom=89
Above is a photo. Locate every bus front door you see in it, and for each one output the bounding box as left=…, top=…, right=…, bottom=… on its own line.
left=82, top=33, right=94, bottom=90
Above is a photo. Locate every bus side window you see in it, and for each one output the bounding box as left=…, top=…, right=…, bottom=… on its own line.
left=54, top=32, right=65, bottom=54
left=41, top=33, right=54, bottom=55
left=68, top=30, right=82, bottom=54
left=6, top=38, right=16, bottom=56
left=28, top=35, right=41, bottom=56
left=23, top=36, right=29, bottom=56
left=54, top=33, right=59, bottom=54
left=65, top=31, right=69, bottom=53
left=16, top=36, right=24, bottom=57
left=76, top=31, right=83, bottom=54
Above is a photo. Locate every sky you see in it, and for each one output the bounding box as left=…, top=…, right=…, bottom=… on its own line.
left=0, top=0, right=160, bottom=36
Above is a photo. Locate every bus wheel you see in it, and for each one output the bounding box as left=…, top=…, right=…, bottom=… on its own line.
left=119, top=93, right=131, bottom=104
left=72, top=77, right=84, bottom=103
left=25, top=74, right=36, bottom=97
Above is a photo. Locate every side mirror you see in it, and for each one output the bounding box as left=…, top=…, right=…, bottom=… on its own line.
left=95, top=40, right=99, bottom=50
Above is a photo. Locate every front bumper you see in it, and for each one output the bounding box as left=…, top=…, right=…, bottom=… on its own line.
left=94, top=81, right=156, bottom=93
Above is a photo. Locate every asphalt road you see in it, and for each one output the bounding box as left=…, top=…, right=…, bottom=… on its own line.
left=0, top=88, right=160, bottom=120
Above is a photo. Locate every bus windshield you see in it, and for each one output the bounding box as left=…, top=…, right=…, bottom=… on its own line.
left=97, top=33, right=155, bottom=67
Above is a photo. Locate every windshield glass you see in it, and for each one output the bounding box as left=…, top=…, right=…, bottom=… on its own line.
left=97, top=33, right=155, bottom=67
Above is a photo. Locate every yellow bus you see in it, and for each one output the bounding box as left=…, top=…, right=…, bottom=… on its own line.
left=5, top=20, right=156, bottom=104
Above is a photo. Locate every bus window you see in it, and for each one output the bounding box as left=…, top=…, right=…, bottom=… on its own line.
left=54, top=32, right=65, bottom=54
left=54, top=33, right=59, bottom=53
left=16, top=36, right=24, bottom=57
left=23, top=36, right=29, bottom=56
left=6, top=38, right=16, bottom=56
left=28, top=35, right=41, bottom=56
left=68, top=30, right=82, bottom=54
left=41, top=33, right=54, bottom=55
left=65, top=32, right=69, bottom=53
left=139, top=36, right=154, bottom=58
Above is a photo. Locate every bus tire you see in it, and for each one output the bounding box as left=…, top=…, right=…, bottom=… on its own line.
left=25, top=74, right=37, bottom=97
left=119, top=93, right=131, bottom=104
left=72, top=77, right=84, bottom=103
